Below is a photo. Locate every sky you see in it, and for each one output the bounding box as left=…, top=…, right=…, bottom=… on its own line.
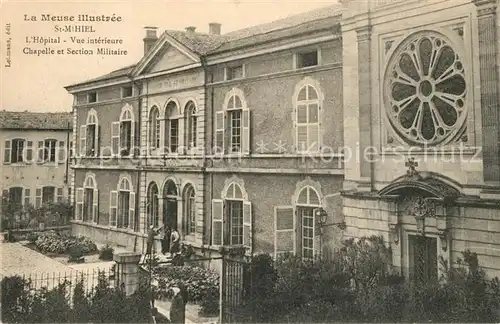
left=1, top=0, right=336, bottom=113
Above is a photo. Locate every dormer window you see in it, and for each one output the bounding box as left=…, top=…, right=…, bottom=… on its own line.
left=88, top=91, right=97, bottom=103
left=121, top=86, right=133, bottom=98
left=296, top=50, right=318, bottom=69
left=226, top=65, right=244, bottom=81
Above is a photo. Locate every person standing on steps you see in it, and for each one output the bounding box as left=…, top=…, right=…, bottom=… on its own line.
left=145, top=224, right=162, bottom=263
left=170, top=227, right=180, bottom=255
left=161, top=225, right=171, bottom=255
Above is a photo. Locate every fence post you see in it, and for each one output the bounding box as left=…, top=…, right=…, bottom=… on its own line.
left=219, top=251, right=227, bottom=324
left=113, top=252, right=142, bottom=296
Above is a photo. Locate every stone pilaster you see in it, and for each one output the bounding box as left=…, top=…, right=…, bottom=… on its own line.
left=113, top=252, right=142, bottom=296
left=473, top=0, right=500, bottom=192
left=139, top=172, right=147, bottom=233
left=356, top=25, right=373, bottom=190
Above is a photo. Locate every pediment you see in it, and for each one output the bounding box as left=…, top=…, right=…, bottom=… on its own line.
left=142, top=44, right=197, bottom=74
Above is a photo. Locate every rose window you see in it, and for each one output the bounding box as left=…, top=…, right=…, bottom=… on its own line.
left=385, top=32, right=467, bottom=146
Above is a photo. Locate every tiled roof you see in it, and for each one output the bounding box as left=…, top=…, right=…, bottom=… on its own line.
left=67, top=4, right=343, bottom=88
left=165, top=30, right=228, bottom=55
left=0, top=111, right=73, bottom=130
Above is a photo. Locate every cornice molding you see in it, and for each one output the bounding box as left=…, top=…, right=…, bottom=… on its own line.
left=472, top=0, right=498, bottom=17
left=356, top=25, right=372, bottom=42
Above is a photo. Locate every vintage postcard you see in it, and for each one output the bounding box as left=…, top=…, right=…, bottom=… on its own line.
left=1, top=0, right=500, bottom=323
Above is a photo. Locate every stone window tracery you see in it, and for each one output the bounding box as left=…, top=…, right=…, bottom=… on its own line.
left=385, top=32, right=467, bottom=146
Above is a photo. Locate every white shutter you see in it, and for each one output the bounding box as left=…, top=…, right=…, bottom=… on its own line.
left=215, top=111, right=225, bottom=154
left=242, top=109, right=250, bottom=155
left=25, top=141, right=33, bottom=164
left=129, top=191, right=135, bottom=230
left=111, top=122, right=120, bottom=157
left=58, top=141, right=65, bottom=164
left=3, top=140, right=11, bottom=164
left=274, top=206, right=296, bottom=259
left=24, top=188, right=30, bottom=206
left=94, top=125, right=100, bottom=157
left=109, top=190, right=118, bottom=227
left=243, top=201, right=252, bottom=252
left=80, top=125, right=86, bottom=156
left=75, top=188, right=84, bottom=221
left=92, top=188, right=99, bottom=223
left=211, top=199, right=224, bottom=246
left=56, top=188, right=63, bottom=202
left=37, top=141, right=44, bottom=164
left=35, top=187, right=42, bottom=208
left=130, top=121, right=136, bottom=156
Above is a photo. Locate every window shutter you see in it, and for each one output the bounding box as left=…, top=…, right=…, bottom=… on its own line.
left=211, top=199, right=224, bottom=246
left=24, top=188, right=30, bottom=206
left=95, top=125, right=100, bottom=157
left=243, top=201, right=252, bottom=251
left=242, top=109, right=250, bottom=154
left=92, top=188, right=99, bottom=223
left=274, top=206, right=296, bottom=259
left=26, top=141, right=33, bottom=164
left=35, top=187, right=42, bottom=208
left=37, top=141, right=44, bottom=164
left=80, top=125, right=86, bottom=156
left=75, top=188, right=84, bottom=221
left=158, top=119, right=164, bottom=153
left=129, top=191, right=135, bottom=230
left=131, top=121, right=136, bottom=156
left=58, top=141, right=65, bottom=164
left=109, top=190, right=118, bottom=227
left=3, top=140, right=11, bottom=164
left=111, top=122, right=120, bottom=157
left=215, top=111, right=225, bottom=154
left=56, top=188, right=63, bottom=202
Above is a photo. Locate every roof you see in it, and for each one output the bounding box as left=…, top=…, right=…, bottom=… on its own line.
left=0, top=111, right=73, bottom=130
left=67, top=4, right=343, bottom=88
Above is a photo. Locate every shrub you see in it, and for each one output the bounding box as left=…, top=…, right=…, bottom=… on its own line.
left=199, top=285, right=219, bottom=316
left=153, top=265, right=219, bottom=304
left=68, top=246, right=84, bottom=263
left=99, top=244, right=114, bottom=261
left=27, top=232, right=39, bottom=244
left=35, top=231, right=97, bottom=255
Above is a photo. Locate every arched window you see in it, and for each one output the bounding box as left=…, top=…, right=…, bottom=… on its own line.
left=163, top=179, right=178, bottom=230
left=146, top=182, right=159, bottom=230
left=182, top=184, right=196, bottom=235
left=80, top=109, right=99, bottom=157
left=113, top=177, right=135, bottom=229
left=296, top=186, right=320, bottom=260
left=75, top=173, right=98, bottom=223
left=184, top=101, right=197, bottom=151
left=116, top=105, right=134, bottom=156
left=165, top=101, right=179, bottom=154
left=225, top=182, right=244, bottom=245
left=216, top=88, right=250, bottom=155
left=295, top=84, right=320, bottom=153
left=149, top=106, right=161, bottom=150
left=227, top=94, right=243, bottom=153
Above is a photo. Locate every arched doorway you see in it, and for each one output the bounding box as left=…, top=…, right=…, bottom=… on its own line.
left=163, top=179, right=178, bottom=230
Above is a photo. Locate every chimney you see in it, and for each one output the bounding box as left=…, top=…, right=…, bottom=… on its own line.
left=143, top=26, right=158, bottom=56
left=185, top=26, right=196, bottom=33
left=209, top=22, right=221, bottom=35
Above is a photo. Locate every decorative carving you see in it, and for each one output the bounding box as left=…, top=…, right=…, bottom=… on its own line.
left=385, top=40, right=394, bottom=53
left=404, top=157, right=422, bottom=181
left=409, top=196, right=436, bottom=218
left=356, top=26, right=372, bottom=42
left=438, top=229, right=449, bottom=252
left=389, top=223, right=401, bottom=244
left=454, top=27, right=464, bottom=38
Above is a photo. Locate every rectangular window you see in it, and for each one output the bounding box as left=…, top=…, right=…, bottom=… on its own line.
left=88, top=92, right=97, bottom=103
left=86, top=124, right=96, bottom=156
left=168, top=119, right=179, bottom=153
left=227, top=200, right=243, bottom=245
left=11, top=139, right=25, bottom=163
left=118, top=191, right=130, bottom=228
left=43, top=139, right=57, bottom=163
left=226, top=65, right=244, bottom=81
left=42, top=186, right=55, bottom=204
left=56, top=188, right=63, bottom=202
left=83, top=188, right=94, bottom=222
left=9, top=187, right=23, bottom=207
left=229, top=110, right=242, bottom=153
left=120, top=121, right=132, bottom=156
left=296, top=50, right=318, bottom=69
left=121, top=86, right=133, bottom=98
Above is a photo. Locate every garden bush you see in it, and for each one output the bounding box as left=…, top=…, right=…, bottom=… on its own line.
left=154, top=265, right=219, bottom=303
left=68, top=246, right=84, bottom=263
left=26, top=232, right=39, bottom=244
left=98, top=244, right=114, bottom=261
left=34, top=231, right=97, bottom=254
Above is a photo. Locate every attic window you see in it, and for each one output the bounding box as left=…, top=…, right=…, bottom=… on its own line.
left=296, top=50, right=318, bottom=69
left=88, top=92, right=97, bottom=103
left=122, top=86, right=133, bottom=98
left=226, top=65, right=244, bottom=81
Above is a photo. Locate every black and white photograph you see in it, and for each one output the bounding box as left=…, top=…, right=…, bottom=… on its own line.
left=1, top=0, right=500, bottom=323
